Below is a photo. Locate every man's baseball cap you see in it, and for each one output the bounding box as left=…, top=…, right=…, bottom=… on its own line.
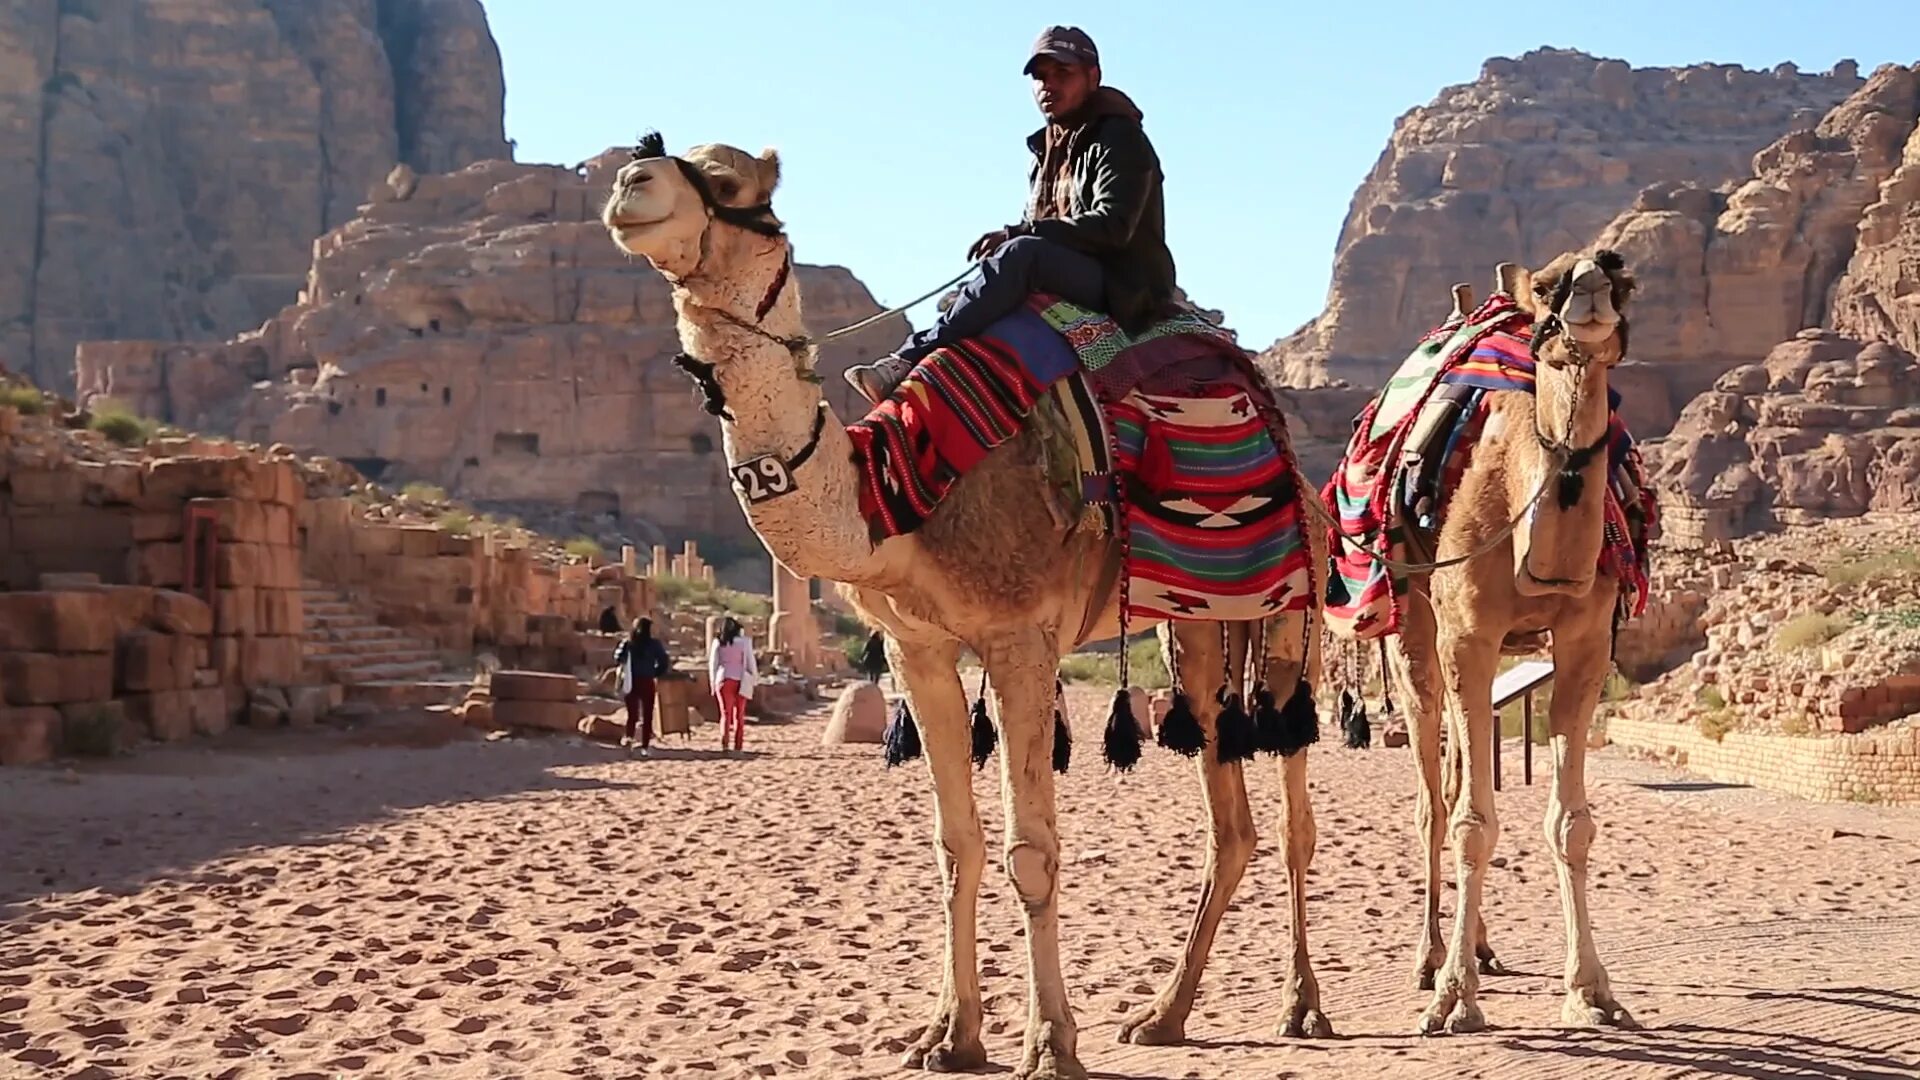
left=1022, top=26, right=1099, bottom=74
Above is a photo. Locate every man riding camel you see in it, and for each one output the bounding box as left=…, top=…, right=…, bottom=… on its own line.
left=844, top=25, right=1179, bottom=404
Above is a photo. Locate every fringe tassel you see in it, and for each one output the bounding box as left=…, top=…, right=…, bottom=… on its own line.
left=883, top=697, right=922, bottom=766
left=1342, top=689, right=1371, bottom=749
left=1053, top=708, right=1072, bottom=774
left=1156, top=692, right=1206, bottom=757
left=1274, top=677, right=1321, bottom=757
left=969, top=693, right=996, bottom=770
left=1214, top=687, right=1257, bottom=764
left=1251, top=681, right=1288, bottom=756
left=1102, top=689, right=1143, bottom=771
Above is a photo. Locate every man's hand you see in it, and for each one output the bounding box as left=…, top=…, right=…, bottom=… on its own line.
left=968, top=228, right=1015, bottom=262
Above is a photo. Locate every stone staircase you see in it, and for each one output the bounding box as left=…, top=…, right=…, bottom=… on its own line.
left=301, top=579, right=467, bottom=708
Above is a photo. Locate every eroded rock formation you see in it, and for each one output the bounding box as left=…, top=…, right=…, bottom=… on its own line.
left=0, top=0, right=508, bottom=392
left=75, top=152, right=908, bottom=545
left=1259, top=48, right=1862, bottom=397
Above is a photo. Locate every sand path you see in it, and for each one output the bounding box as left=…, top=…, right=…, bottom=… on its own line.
left=3, top=694, right=1917, bottom=1079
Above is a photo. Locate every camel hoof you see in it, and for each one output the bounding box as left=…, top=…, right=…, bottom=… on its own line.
left=1279, top=1007, right=1336, bottom=1039
left=903, top=1025, right=986, bottom=1073
left=1416, top=998, right=1454, bottom=1036
left=1562, top=991, right=1638, bottom=1030
left=1446, top=999, right=1487, bottom=1034
left=1019, top=1022, right=1087, bottom=1080
left=1117, top=1005, right=1186, bottom=1046
left=1413, top=967, right=1438, bottom=992
left=1478, top=953, right=1513, bottom=976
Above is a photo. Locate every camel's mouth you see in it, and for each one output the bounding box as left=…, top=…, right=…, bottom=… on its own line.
left=1562, top=317, right=1619, bottom=346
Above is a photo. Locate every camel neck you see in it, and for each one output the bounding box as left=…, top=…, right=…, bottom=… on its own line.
left=669, top=270, right=880, bottom=585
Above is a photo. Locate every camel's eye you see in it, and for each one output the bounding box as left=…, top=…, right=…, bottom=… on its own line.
left=712, top=177, right=741, bottom=203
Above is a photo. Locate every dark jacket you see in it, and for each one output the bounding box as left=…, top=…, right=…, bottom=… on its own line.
left=614, top=633, right=671, bottom=680
left=1017, top=87, right=1177, bottom=334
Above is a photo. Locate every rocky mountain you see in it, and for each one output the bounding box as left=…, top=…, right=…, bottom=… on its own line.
left=0, top=0, right=507, bottom=393
left=1259, top=48, right=1863, bottom=400
left=74, top=152, right=907, bottom=547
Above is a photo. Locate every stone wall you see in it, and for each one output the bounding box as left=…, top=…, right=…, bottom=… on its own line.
left=1607, top=716, right=1920, bottom=805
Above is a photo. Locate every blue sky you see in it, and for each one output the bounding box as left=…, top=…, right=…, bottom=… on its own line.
left=482, top=1, right=1914, bottom=347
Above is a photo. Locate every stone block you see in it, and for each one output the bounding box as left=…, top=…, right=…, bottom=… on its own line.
left=821, top=682, right=887, bottom=745
left=0, top=706, right=61, bottom=765
left=38, top=572, right=102, bottom=590
left=256, top=589, right=302, bottom=637
left=285, top=685, right=331, bottom=727
left=151, top=590, right=214, bottom=635
left=142, top=456, right=261, bottom=505
left=400, top=527, right=441, bottom=558
left=241, top=637, right=302, bottom=687
left=209, top=636, right=243, bottom=683
left=3, top=654, right=70, bottom=706
left=128, top=541, right=186, bottom=588
left=133, top=509, right=184, bottom=542
left=57, top=700, right=129, bottom=756
left=352, top=526, right=402, bottom=557
left=265, top=545, right=303, bottom=590
left=117, top=631, right=192, bottom=693
left=215, top=543, right=270, bottom=588
left=9, top=467, right=83, bottom=506
left=124, top=690, right=194, bottom=742
left=0, top=591, right=116, bottom=653
left=189, top=687, right=230, bottom=736
left=214, top=587, right=258, bottom=636
left=190, top=498, right=268, bottom=544
left=491, top=670, right=582, bottom=703
left=75, top=460, right=143, bottom=505
left=261, top=461, right=300, bottom=506
left=492, top=699, right=582, bottom=732
left=261, top=504, right=295, bottom=546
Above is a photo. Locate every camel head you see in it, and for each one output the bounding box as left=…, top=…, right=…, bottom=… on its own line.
left=1505, top=249, right=1635, bottom=366
left=602, top=132, right=786, bottom=280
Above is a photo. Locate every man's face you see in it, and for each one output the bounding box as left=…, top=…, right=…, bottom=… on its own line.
left=1030, top=57, right=1097, bottom=120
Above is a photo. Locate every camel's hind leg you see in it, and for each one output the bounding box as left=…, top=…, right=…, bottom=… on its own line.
left=1546, top=598, right=1637, bottom=1029
left=1443, top=734, right=1511, bottom=977
left=1386, top=600, right=1449, bottom=992
left=1267, top=608, right=1333, bottom=1039
left=981, top=626, right=1085, bottom=1080
left=891, top=639, right=989, bottom=1073
left=1118, top=620, right=1256, bottom=1046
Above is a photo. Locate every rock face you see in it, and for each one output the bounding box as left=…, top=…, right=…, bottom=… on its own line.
left=1648, top=330, right=1920, bottom=545
left=1593, top=64, right=1920, bottom=433
left=74, top=151, right=908, bottom=545
left=1260, top=49, right=1862, bottom=396
left=0, top=0, right=508, bottom=393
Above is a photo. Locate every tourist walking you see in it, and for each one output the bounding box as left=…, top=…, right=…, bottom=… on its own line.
left=613, top=617, right=671, bottom=754
left=708, top=617, right=758, bottom=753
left=858, top=630, right=889, bottom=685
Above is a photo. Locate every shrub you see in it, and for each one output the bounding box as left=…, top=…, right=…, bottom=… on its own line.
left=1697, top=708, right=1739, bottom=742
left=401, top=481, right=448, bottom=503
left=88, top=403, right=158, bottom=447
left=1775, top=612, right=1847, bottom=652
left=0, top=383, right=46, bottom=414
left=439, top=510, right=473, bottom=536
left=563, top=536, right=604, bottom=560
left=721, top=590, right=772, bottom=619
left=1056, top=654, right=1112, bottom=684
left=1822, top=548, right=1920, bottom=588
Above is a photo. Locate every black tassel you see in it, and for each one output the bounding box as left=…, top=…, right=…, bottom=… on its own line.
left=1053, top=709, right=1072, bottom=774
left=1556, top=468, right=1585, bottom=511
left=883, top=697, right=921, bottom=766
left=1102, top=689, right=1143, bottom=772
left=1214, top=688, right=1257, bottom=765
left=970, top=695, right=996, bottom=770
left=1274, top=678, right=1321, bottom=757
left=1156, top=692, right=1207, bottom=757
left=1251, top=681, right=1287, bottom=756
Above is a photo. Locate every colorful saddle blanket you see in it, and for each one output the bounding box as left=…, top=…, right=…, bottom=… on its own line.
left=844, top=296, right=1315, bottom=626
left=1321, top=293, right=1657, bottom=641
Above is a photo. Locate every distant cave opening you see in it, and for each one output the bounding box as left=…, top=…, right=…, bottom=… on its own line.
left=689, top=433, right=714, bottom=455
left=577, top=490, right=620, bottom=518
left=492, top=431, right=539, bottom=456
left=375, top=388, right=387, bottom=407
left=442, top=387, right=452, bottom=405
left=342, top=456, right=392, bottom=483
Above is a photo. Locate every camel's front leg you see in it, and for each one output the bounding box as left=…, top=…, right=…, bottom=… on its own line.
left=1418, top=627, right=1500, bottom=1035
left=892, top=639, right=990, bottom=1072
left=983, top=628, right=1084, bottom=1080
left=1546, top=601, right=1637, bottom=1029
left=1119, top=621, right=1256, bottom=1046
left=1386, top=604, right=1449, bottom=991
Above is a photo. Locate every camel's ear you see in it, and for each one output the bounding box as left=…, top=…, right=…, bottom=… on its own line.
left=756, top=148, right=781, bottom=197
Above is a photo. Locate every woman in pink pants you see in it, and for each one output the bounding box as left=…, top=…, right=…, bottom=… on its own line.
left=707, top=617, right=757, bottom=753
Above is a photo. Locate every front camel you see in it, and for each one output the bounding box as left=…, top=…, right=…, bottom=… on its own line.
left=1322, top=250, right=1656, bottom=1034
left=602, top=134, right=1333, bottom=1078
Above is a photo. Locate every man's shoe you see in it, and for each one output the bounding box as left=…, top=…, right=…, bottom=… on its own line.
left=842, top=353, right=917, bottom=405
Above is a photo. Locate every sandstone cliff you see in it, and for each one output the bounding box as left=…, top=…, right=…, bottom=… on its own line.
left=1259, top=49, right=1862, bottom=397
left=1593, top=63, right=1920, bottom=433
left=0, top=0, right=508, bottom=393
left=74, top=151, right=908, bottom=547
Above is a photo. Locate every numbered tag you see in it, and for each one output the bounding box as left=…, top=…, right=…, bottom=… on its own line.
left=732, top=455, right=795, bottom=504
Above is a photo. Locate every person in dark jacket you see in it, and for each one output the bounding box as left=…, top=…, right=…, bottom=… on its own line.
left=857, top=630, right=889, bottom=684
left=845, top=25, right=1178, bottom=404
left=613, top=617, right=671, bottom=754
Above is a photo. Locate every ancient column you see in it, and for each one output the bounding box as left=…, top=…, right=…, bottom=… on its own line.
left=769, top=562, right=821, bottom=673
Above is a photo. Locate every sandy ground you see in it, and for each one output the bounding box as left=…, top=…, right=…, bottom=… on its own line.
left=3, top=691, right=1919, bottom=1080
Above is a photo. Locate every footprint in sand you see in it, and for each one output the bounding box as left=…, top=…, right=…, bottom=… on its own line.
left=391, top=1028, right=426, bottom=1046
left=452, top=1016, right=489, bottom=1035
